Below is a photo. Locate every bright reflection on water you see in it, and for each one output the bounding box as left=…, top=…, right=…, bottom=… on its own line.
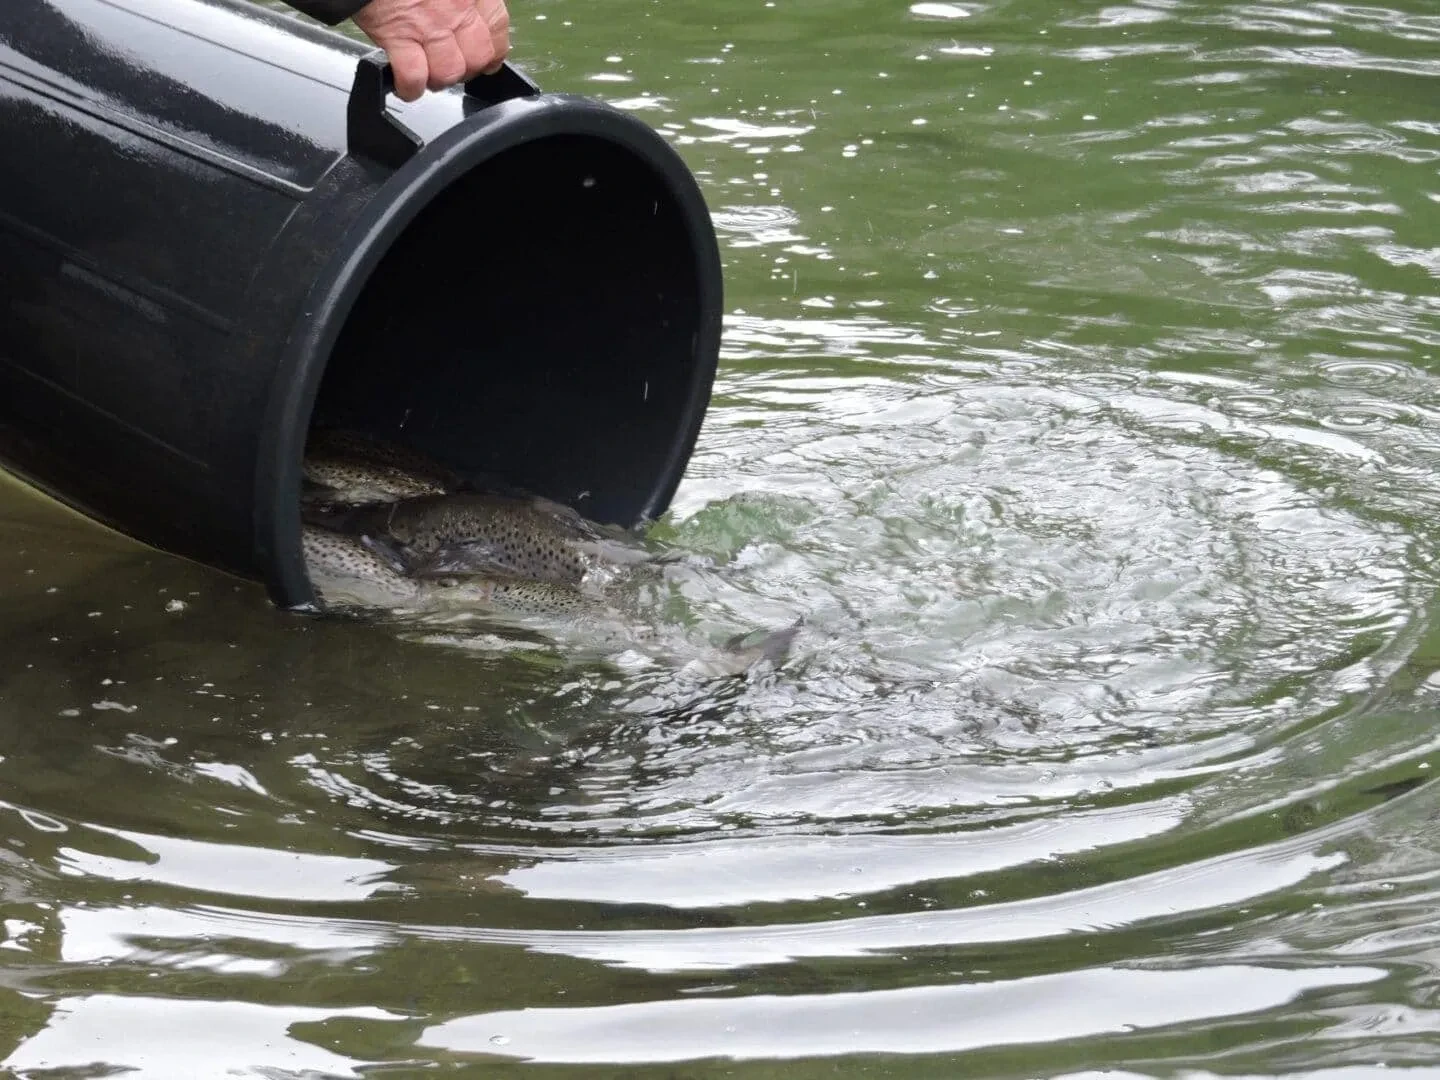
left=3, top=0, right=1440, bottom=1075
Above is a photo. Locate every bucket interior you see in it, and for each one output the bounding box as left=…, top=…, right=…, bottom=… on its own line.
left=308, top=133, right=709, bottom=527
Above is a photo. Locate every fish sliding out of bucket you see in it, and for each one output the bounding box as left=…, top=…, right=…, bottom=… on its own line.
left=0, top=0, right=722, bottom=607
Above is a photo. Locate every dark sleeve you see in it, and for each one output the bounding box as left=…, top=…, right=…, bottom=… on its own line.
left=280, top=0, right=371, bottom=25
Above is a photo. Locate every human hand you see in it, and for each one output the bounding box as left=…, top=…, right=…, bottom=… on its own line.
left=352, top=0, right=510, bottom=103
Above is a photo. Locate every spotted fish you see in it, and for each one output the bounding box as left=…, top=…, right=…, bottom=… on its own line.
left=303, top=525, right=602, bottom=618
left=302, top=429, right=464, bottom=506
left=301, top=527, right=799, bottom=674
left=313, top=491, right=650, bottom=586
left=301, top=524, right=423, bottom=609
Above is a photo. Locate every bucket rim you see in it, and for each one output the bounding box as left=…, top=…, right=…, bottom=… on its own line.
left=254, top=92, right=723, bottom=609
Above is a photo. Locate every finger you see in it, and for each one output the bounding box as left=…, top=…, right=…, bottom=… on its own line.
left=481, top=0, right=510, bottom=51
left=478, top=0, right=510, bottom=73
left=387, top=39, right=428, bottom=102
left=424, top=33, right=468, bottom=91
left=452, top=9, right=499, bottom=80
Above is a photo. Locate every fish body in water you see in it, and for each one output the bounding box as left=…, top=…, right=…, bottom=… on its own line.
left=304, top=457, right=449, bottom=505
left=301, top=430, right=657, bottom=575
left=312, top=492, right=650, bottom=586
left=301, top=525, right=797, bottom=674
left=301, top=523, right=423, bottom=609
left=302, top=524, right=591, bottom=617
left=297, top=433, right=794, bottom=673
left=303, top=429, right=463, bottom=506
left=427, top=574, right=800, bottom=676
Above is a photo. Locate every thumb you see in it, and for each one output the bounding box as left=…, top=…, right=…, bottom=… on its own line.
left=385, top=39, right=428, bottom=102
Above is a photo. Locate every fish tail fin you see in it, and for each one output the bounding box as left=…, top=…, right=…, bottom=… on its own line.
left=756, top=619, right=803, bottom=666
left=406, top=540, right=510, bottom=579
left=358, top=533, right=411, bottom=575
left=722, top=618, right=803, bottom=670
left=573, top=539, right=659, bottom=566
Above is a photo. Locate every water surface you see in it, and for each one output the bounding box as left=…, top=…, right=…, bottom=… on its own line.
left=4, top=0, right=1440, bottom=1074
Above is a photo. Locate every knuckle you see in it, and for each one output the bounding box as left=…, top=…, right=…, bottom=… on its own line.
left=430, top=56, right=466, bottom=85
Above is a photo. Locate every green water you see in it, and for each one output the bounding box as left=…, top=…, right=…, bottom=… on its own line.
left=4, top=0, right=1440, bottom=1074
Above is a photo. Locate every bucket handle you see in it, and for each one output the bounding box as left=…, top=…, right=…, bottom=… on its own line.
left=347, top=51, right=541, bottom=169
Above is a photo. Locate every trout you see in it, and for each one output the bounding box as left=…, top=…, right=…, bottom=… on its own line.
left=301, top=522, right=423, bottom=609
left=300, top=525, right=798, bottom=674
left=302, top=524, right=592, bottom=617
left=309, top=491, right=653, bottom=587
left=303, top=429, right=464, bottom=506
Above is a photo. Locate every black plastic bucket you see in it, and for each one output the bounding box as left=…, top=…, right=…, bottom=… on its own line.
left=0, top=0, right=722, bottom=608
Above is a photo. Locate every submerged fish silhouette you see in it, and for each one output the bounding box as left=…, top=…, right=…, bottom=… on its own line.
left=309, top=491, right=654, bottom=586
left=301, top=525, right=799, bottom=675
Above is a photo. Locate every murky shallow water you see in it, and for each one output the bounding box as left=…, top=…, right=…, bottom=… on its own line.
left=4, top=0, right=1440, bottom=1074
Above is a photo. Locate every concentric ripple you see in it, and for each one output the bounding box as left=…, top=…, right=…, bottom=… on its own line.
left=307, top=356, right=1418, bottom=844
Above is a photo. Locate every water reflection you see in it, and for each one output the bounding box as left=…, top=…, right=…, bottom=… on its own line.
left=424, top=964, right=1385, bottom=1064
left=5, top=0, right=1440, bottom=1073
